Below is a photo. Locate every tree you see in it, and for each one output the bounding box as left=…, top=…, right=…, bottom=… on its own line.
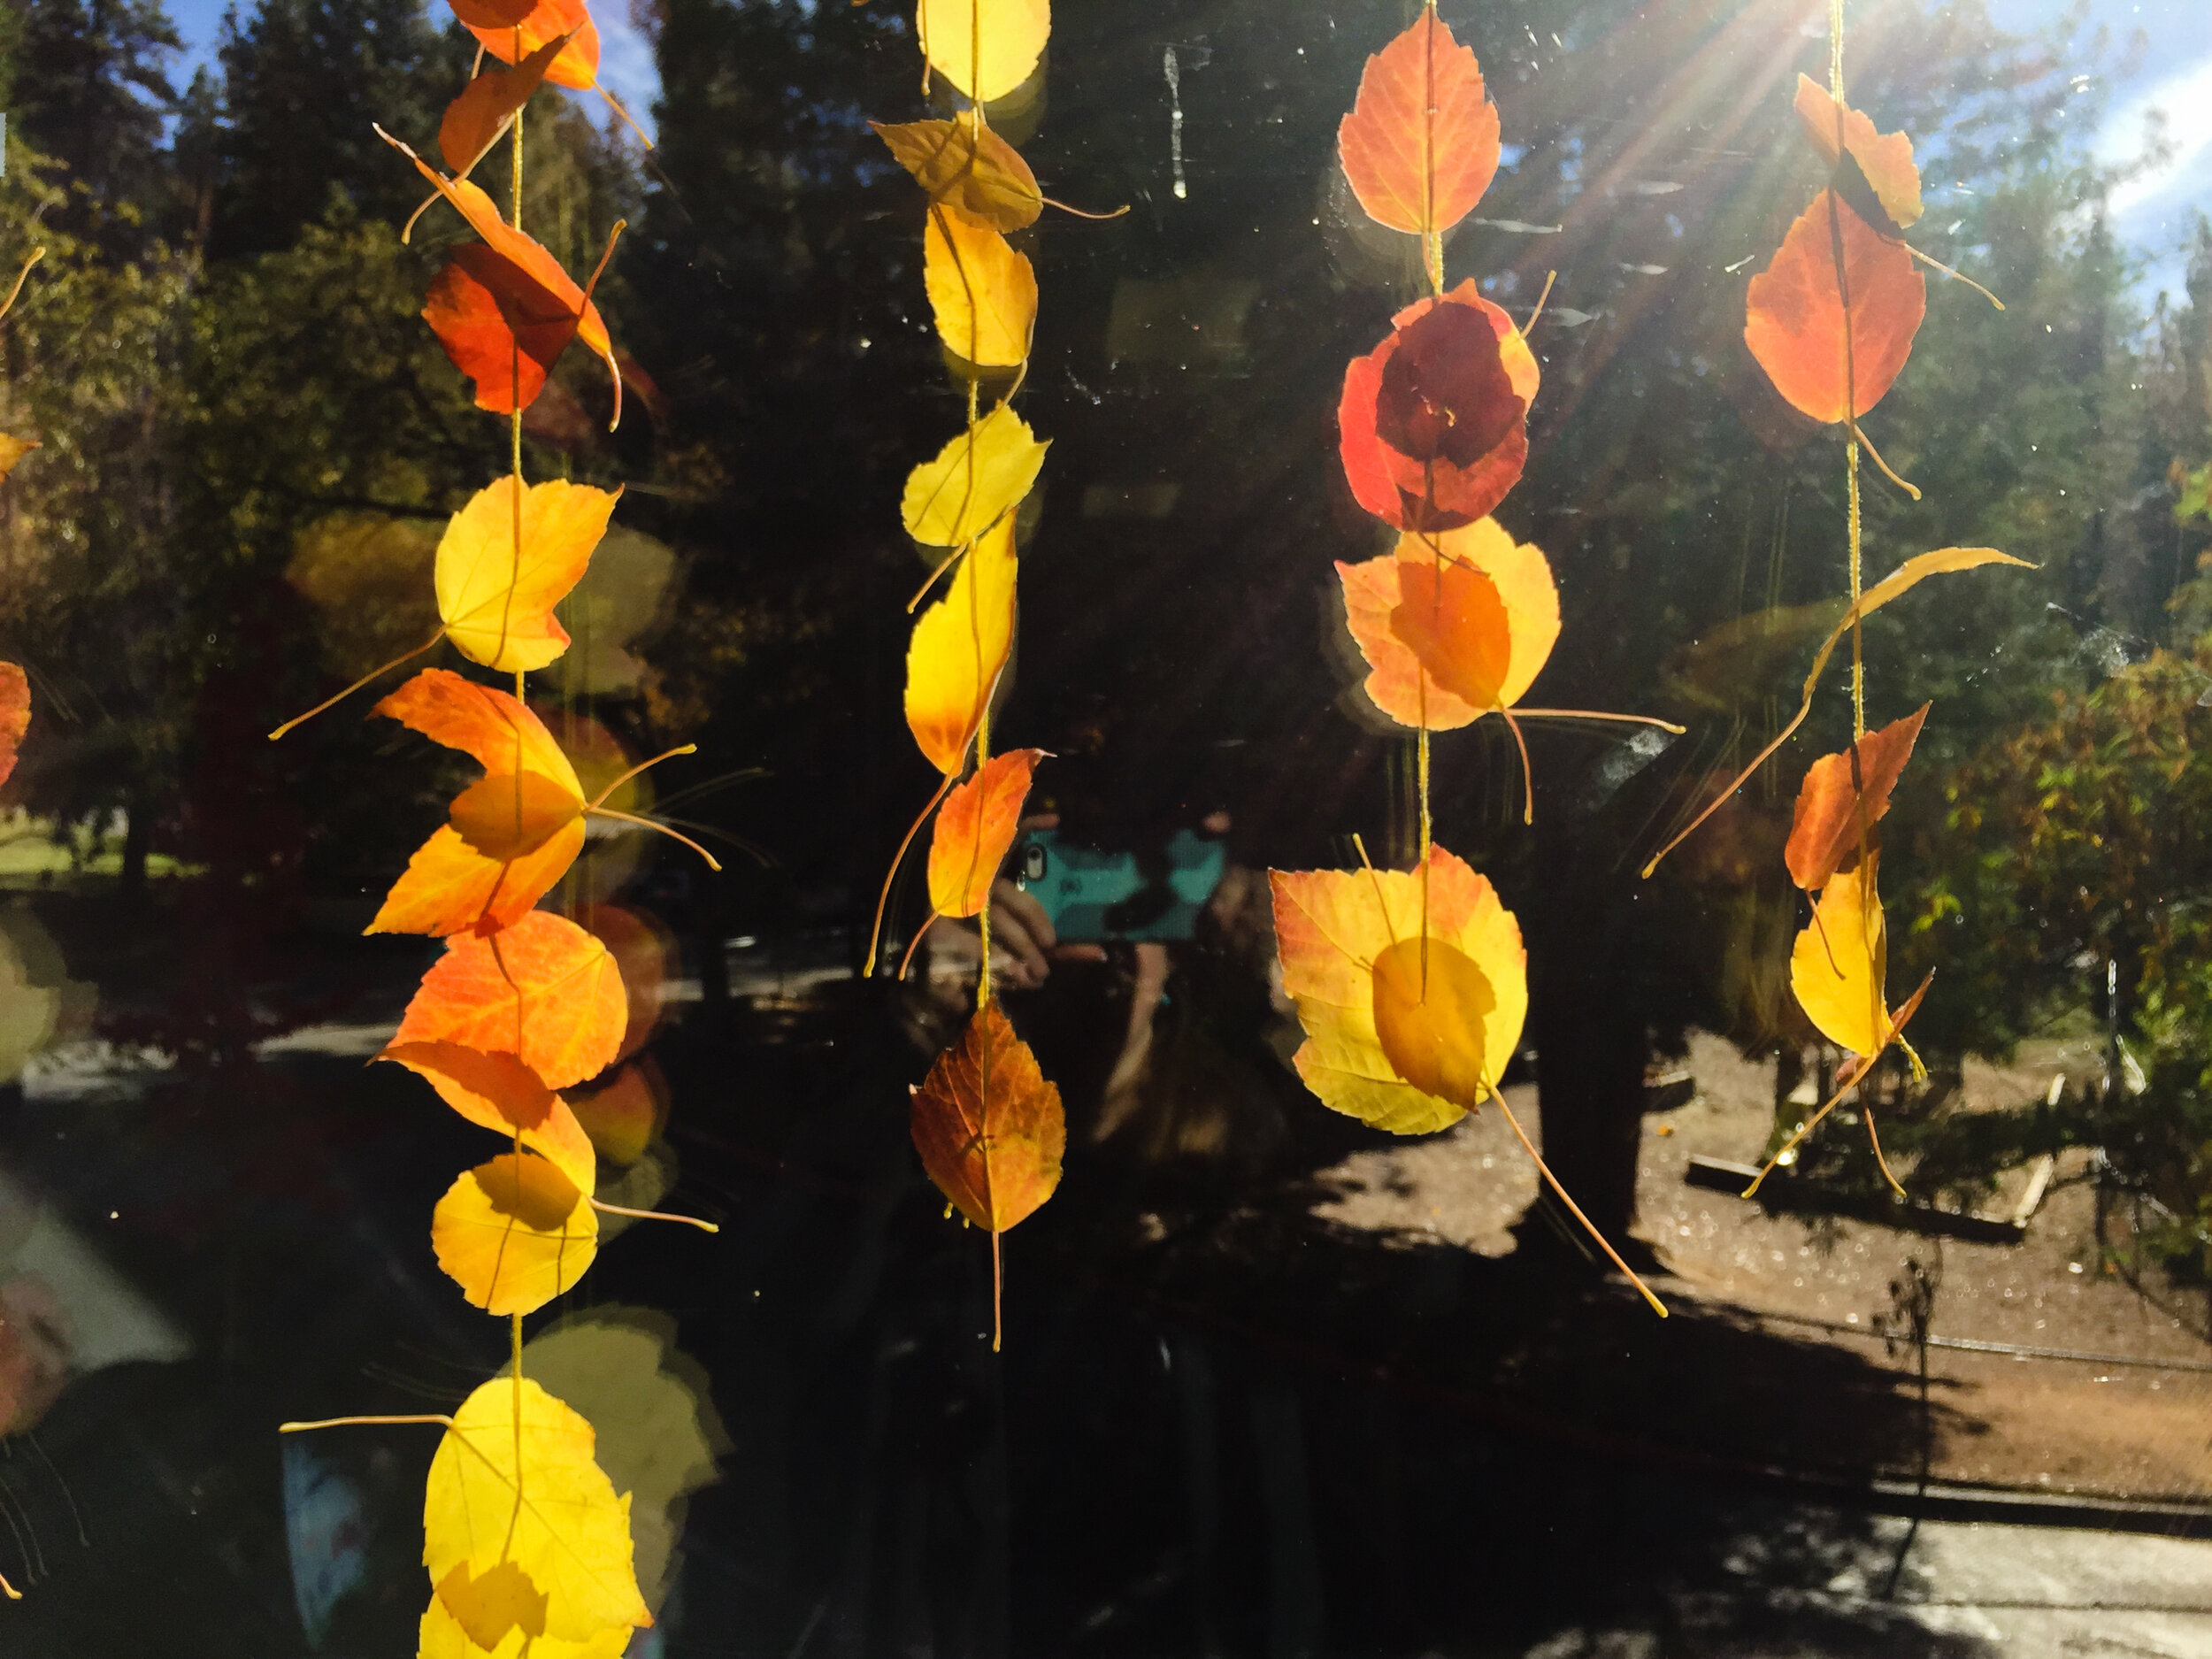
left=6, top=0, right=183, bottom=243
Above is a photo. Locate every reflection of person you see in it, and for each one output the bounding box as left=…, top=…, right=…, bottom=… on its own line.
left=0, top=1273, right=72, bottom=1436
left=902, top=806, right=1298, bottom=1181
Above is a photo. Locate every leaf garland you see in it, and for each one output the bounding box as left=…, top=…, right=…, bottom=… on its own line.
left=1270, top=4, right=1672, bottom=1317
left=1644, top=2, right=2019, bottom=1196
left=864, top=0, right=1121, bottom=1351
left=274, top=14, right=718, bottom=1653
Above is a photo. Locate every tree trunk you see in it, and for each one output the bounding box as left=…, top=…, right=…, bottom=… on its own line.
left=119, top=796, right=152, bottom=901
left=1527, top=964, right=1648, bottom=1249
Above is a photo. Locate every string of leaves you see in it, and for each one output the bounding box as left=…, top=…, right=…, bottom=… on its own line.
left=266, top=4, right=720, bottom=1650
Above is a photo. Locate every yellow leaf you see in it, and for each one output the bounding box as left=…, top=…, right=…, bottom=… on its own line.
left=1789, top=857, right=1888, bottom=1056
left=900, top=401, right=1048, bottom=547
left=917, top=0, right=1048, bottom=104
left=424, top=1375, right=650, bottom=1644
left=431, top=1154, right=599, bottom=1316
left=904, top=515, right=1017, bottom=773
left=924, top=204, right=1036, bottom=369
left=419, top=1591, right=634, bottom=1658
left=436, top=478, right=622, bottom=672
left=871, top=119, right=1042, bottom=230
left=1270, top=846, right=1525, bottom=1134
left=0, top=434, right=36, bottom=484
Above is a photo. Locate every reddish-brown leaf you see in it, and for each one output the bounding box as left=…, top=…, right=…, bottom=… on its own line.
left=927, top=749, right=1041, bottom=920
left=1339, top=285, right=1535, bottom=531
left=910, top=998, right=1064, bottom=1234
left=1336, top=11, right=1501, bottom=238
left=1745, top=188, right=1924, bottom=424
left=1784, top=703, right=1929, bottom=892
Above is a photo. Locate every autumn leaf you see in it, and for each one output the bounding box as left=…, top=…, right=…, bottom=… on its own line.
left=1644, top=548, right=2032, bottom=876
left=1792, top=73, right=1923, bottom=232
left=394, top=909, right=629, bottom=1090
left=901, top=401, right=1048, bottom=547
left=1339, top=519, right=1558, bottom=731
left=433, top=1153, right=599, bottom=1315
left=370, top=671, right=588, bottom=936
left=382, top=128, right=622, bottom=424
left=0, top=434, right=38, bottom=483
left=565, top=1059, right=664, bottom=1166
left=444, top=0, right=534, bottom=31
left=1337, top=10, right=1501, bottom=239
left=917, top=0, right=1049, bottom=104
left=574, top=901, right=674, bottom=1064
left=1745, top=188, right=1924, bottom=425
left=1270, top=845, right=1525, bottom=1135
left=1784, top=702, right=1929, bottom=892
left=440, top=35, right=570, bottom=177
left=462, top=0, right=601, bottom=91
left=420, top=1594, right=631, bottom=1659
left=436, top=477, right=621, bottom=672
left=1790, top=856, right=1891, bottom=1056
left=1340, top=285, right=1536, bottom=531
left=872, top=119, right=1041, bottom=231
left=910, top=997, right=1064, bottom=1347
left=0, top=664, right=28, bottom=790
left=424, top=1375, right=650, bottom=1644
left=925, top=204, right=1037, bottom=369
left=381, top=1039, right=597, bottom=1194
left=927, top=749, right=1041, bottom=918
left=905, top=515, right=1018, bottom=773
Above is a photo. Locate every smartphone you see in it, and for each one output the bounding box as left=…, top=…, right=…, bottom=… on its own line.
left=1014, top=827, right=1227, bottom=943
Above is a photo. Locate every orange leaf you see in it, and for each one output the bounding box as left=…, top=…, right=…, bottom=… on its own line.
left=1745, top=188, right=1924, bottom=424
left=0, top=434, right=38, bottom=483
left=380, top=1039, right=597, bottom=1195
left=1783, top=703, right=1928, bottom=892
left=439, top=35, right=569, bottom=175
left=393, top=910, right=629, bottom=1090
left=0, top=663, right=28, bottom=789
left=432, top=1153, right=597, bottom=1315
left=1387, top=551, right=1510, bottom=710
left=445, top=0, right=534, bottom=28
left=910, top=997, right=1064, bottom=1233
left=382, top=130, right=619, bottom=421
left=1340, top=285, right=1534, bottom=531
left=370, top=671, right=588, bottom=936
left=1337, top=11, right=1501, bottom=238
left=1270, top=845, right=1525, bottom=1134
left=872, top=119, right=1042, bottom=231
left=927, top=749, right=1041, bottom=919
left=1792, top=74, right=1923, bottom=232
left=463, top=0, right=601, bottom=90
left=905, top=515, right=1017, bottom=774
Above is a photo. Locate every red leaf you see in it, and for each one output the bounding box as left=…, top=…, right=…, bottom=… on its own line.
left=1336, top=12, right=1501, bottom=238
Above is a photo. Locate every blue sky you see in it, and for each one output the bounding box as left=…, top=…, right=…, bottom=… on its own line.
left=162, top=0, right=662, bottom=141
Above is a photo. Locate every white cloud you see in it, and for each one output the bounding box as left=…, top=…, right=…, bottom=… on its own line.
left=2099, top=52, right=2212, bottom=216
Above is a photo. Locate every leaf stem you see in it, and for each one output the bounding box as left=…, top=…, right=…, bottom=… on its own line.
left=588, top=1197, right=721, bottom=1231
left=1493, top=1096, right=1668, bottom=1317
left=279, top=1414, right=454, bottom=1432
left=585, top=805, right=724, bottom=870
left=267, top=629, right=445, bottom=740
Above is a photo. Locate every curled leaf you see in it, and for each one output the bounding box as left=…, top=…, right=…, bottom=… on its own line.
left=1784, top=703, right=1928, bottom=892
left=1337, top=11, right=1501, bottom=238
left=1270, top=846, right=1525, bottom=1135
left=434, top=478, right=620, bottom=673
left=440, top=35, right=570, bottom=176
left=927, top=749, right=1041, bottom=918
left=1792, top=73, right=1923, bottom=232
left=901, top=402, right=1048, bottom=548
left=424, top=1375, right=650, bottom=1644
left=905, top=515, right=1018, bottom=774
left=1790, top=856, right=1892, bottom=1056
left=1745, top=188, right=1924, bottom=424
left=380, top=1039, right=597, bottom=1194
left=924, top=204, right=1037, bottom=369
left=873, top=119, right=1041, bottom=231
left=432, top=1152, right=599, bottom=1315
left=917, top=0, right=1048, bottom=104
left=394, top=910, right=629, bottom=1090
left=462, top=0, right=601, bottom=91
